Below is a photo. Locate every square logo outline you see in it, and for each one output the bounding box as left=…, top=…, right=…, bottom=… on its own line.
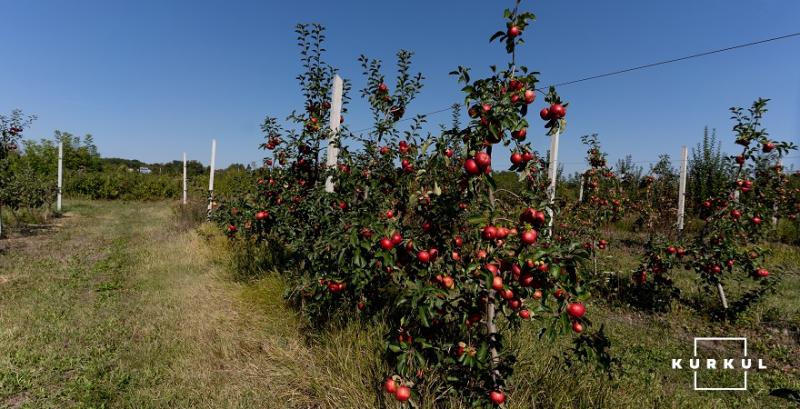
left=692, top=337, right=748, bottom=391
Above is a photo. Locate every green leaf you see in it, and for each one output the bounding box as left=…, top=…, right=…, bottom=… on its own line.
left=477, top=342, right=488, bottom=362
left=550, top=264, right=561, bottom=278
left=467, top=215, right=488, bottom=226
left=489, top=31, right=505, bottom=43
left=417, top=307, right=430, bottom=327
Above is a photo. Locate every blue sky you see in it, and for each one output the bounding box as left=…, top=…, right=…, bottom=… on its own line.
left=2, top=0, right=799, bottom=174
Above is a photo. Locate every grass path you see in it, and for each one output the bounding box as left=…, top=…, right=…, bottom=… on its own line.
left=0, top=201, right=382, bottom=409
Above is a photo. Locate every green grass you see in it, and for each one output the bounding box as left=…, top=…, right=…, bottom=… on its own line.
left=1, top=201, right=798, bottom=408
left=1, top=201, right=378, bottom=408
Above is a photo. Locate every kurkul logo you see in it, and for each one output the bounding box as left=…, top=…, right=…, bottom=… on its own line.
left=671, top=337, right=766, bottom=391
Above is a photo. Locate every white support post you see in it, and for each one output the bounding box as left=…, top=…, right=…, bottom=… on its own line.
left=182, top=152, right=188, bottom=205
left=578, top=172, right=585, bottom=202
left=546, top=130, right=561, bottom=229
left=772, top=158, right=782, bottom=227
left=325, top=75, right=344, bottom=193
left=57, top=141, right=63, bottom=212
left=677, top=145, right=688, bottom=231
left=207, top=140, right=216, bottom=220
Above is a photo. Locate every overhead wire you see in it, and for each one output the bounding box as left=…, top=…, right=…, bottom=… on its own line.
left=348, top=31, right=800, bottom=134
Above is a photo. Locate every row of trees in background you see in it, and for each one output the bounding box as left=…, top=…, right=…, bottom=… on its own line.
left=1, top=117, right=793, bottom=228
left=0, top=126, right=254, bottom=234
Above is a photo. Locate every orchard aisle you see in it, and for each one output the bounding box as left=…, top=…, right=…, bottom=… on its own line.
left=0, top=201, right=381, bottom=409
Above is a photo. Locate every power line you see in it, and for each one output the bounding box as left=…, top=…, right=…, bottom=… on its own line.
left=348, top=31, right=800, bottom=134
left=544, top=31, right=800, bottom=89
left=350, top=107, right=452, bottom=134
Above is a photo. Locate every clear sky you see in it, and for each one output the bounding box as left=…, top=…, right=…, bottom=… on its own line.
left=2, top=0, right=799, bottom=174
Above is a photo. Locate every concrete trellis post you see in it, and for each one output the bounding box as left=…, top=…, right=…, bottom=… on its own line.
left=57, top=141, right=63, bottom=212
left=325, top=75, right=344, bottom=193
left=772, top=158, right=782, bottom=227
left=677, top=145, right=688, bottom=231
left=182, top=152, right=188, bottom=205
left=546, top=130, right=561, bottom=229
left=207, top=140, right=216, bottom=220
left=578, top=172, right=585, bottom=202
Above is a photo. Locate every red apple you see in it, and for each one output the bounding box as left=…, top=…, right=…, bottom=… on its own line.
left=492, top=276, right=504, bottom=291
left=550, top=104, right=566, bottom=118
left=539, top=108, right=550, bottom=120
left=489, top=390, right=505, bottom=405
left=384, top=378, right=397, bottom=394
left=485, top=263, right=499, bottom=275
left=464, top=159, right=481, bottom=175
left=474, top=151, right=491, bottom=168
left=417, top=250, right=431, bottom=264
left=520, top=230, right=538, bottom=245
left=482, top=226, right=498, bottom=240
left=566, top=303, right=586, bottom=319
left=522, top=151, right=534, bottom=162
left=395, top=385, right=411, bottom=402
left=442, top=276, right=455, bottom=289
left=519, top=274, right=534, bottom=287
left=507, top=25, right=521, bottom=38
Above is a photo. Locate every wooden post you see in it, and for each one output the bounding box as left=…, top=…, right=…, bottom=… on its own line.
left=207, top=139, right=216, bottom=220
left=546, top=130, right=560, bottom=229
left=182, top=152, right=188, bottom=205
left=677, top=146, right=688, bottom=231
left=57, top=141, right=63, bottom=212
left=325, top=75, right=344, bottom=193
